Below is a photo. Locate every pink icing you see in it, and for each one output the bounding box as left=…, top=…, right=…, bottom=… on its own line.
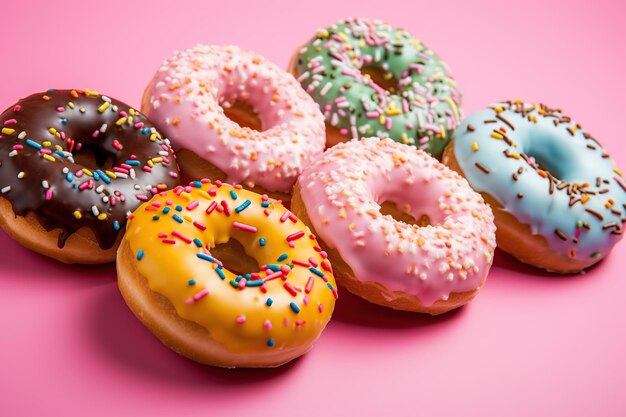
left=143, top=45, right=325, bottom=193
left=297, top=138, right=497, bottom=306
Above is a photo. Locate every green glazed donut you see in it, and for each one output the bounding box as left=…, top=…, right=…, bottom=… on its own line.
left=291, top=17, right=462, bottom=158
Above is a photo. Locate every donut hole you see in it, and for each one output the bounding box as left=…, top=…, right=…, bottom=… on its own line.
left=221, top=100, right=263, bottom=131
left=210, top=238, right=260, bottom=275
left=526, top=155, right=563, bottom=179
left=379, top=201, right=430, bottom=227
left=361, top=65, right=399, bottom=94
left=72, top=147, right=116, bottom=170
left=522, top=146, right=568, bottom=181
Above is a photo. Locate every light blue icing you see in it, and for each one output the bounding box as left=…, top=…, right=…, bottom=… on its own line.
left=452, top=101, right=625, bottom=261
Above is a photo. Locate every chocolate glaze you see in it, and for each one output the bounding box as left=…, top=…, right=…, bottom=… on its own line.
left=0, top=89, right=180, bottom=249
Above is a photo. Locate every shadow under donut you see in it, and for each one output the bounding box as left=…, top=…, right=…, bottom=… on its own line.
left=330, top=284, right=467, bottom=329
left=86, top=284, right=303, bottom=386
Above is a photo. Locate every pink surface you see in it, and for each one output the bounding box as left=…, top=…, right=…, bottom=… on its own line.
left=1, top=0, right=625, bottom=416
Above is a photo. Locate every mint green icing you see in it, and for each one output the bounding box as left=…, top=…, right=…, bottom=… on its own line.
left=294, top=17, right=462, bottom=158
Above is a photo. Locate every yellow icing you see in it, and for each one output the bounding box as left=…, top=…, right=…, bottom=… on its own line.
left=124, top=181, right=337, bottom=353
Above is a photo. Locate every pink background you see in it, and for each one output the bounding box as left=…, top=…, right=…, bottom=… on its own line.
left=1, top=0, right=625, bottom=415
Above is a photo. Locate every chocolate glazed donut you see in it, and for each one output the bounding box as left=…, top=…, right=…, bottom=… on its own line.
left=0, top=89, right=180, bottom=263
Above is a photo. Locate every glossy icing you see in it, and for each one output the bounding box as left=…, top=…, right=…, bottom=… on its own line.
left=0, top=89, right=179, bottom=248
left=124, top=180, right=337, bottom=353
left=293, top=17, right=462, bottom=158
left=297, top=138, right=496, bottom=306
left=452, top=101, right=626, bottom=262
left=143, top=45, right=326, bottom=194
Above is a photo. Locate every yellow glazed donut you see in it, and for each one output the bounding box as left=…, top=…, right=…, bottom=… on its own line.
left=117, top=179, right=338, bottom=368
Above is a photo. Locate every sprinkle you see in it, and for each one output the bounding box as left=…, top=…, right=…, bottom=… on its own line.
left=172, top=230, right=192, bottom=244
left=172, top=214, right=184, bottom=223
left=25, top=139, right=42, bottom=149
left=206, top=201, right=218, bottom=214
left=266, top=298, right=274, bottom=306
left=327, top=283, right=339, bottom=299
left=259, top=237, right=266, bottom=246
left=229, top=189, right=238, bottom=200
left=475, top=162, right=490, bottom=174
left=98, top=102, right=110, bottom=112
left=235, top=315, right=246, bottom=324
left=220, top=200, right=231, bottom=216
left=267, top=338, right=275, bottom=347
left=554, top=229, right=568, bottom=241
left=95, top=169, right=111, bottom=184
left=309, top=267, right=325, bottom=278
left=289, top=302, right=301, bottom=314
left=292, top=259, right=310, bottom=267
left=472, top=141, right=479, bottom=152
left=283, top=282, right=298, bottom=296
left=215, top=268, right=226, bottom=280
left=235, top=199, right=251, bottom=213
left=196, top=253, right=216, bottom=263
left=286, top=231, right=305, bottom=242
left=73, top=210, right=82, bottom=219
left=496, top=114, right=516, bottom=130
left=193, top=289, right=209, bottom=302
left=232, top=221, right=257, bottom=233
left=113, top=220, right=120, bottom=231
left=186, top=200, right=199, bottom=210
left=305, top=277, right=314, bottom=293
left=614, top=176, right=626, bottom=192
left=277, top=253, right=288, bottom=262
left=193, top=221, right=206, bottom=231
left=137, top=250, right=144, bottom=260
left=585, top=208, right=604, bottom=221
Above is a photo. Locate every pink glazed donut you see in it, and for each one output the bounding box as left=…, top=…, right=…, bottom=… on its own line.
left=142, top=44, right=325, bottom=202
left=291, top=138, right=497, bottom=314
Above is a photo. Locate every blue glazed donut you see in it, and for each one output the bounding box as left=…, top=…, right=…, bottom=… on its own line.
left=443, top=100, right=625, bottom=272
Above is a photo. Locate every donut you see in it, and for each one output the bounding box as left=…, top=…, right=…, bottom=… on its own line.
left=0, top=89, right=180, bottom=264
left=291, top=138, right=496, bottom=314
left=117, top=179, right=338, bottom=368
left=288, top=17, right=462, bottom=158
left=443, top=101, right=626, bottom=273
left=142, top=45, right=326, bottom=203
